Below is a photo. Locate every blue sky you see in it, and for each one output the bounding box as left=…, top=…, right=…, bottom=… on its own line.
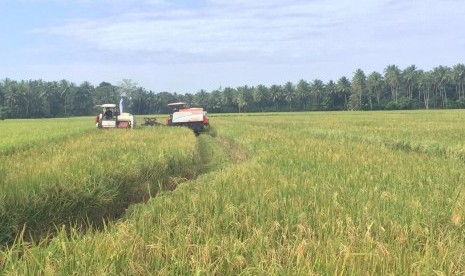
left=1, top=0, right=464, bottom=93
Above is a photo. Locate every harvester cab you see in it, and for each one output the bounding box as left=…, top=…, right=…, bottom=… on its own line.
left=165, top=102, right=209, bottom=134
left=96, top=104, right=135, bottom=129
left=169, top=102, right=186, bottom=113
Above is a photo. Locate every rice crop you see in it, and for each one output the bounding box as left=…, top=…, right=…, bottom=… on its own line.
left=0, top=120, right=201, bottom=245
left=1, top=110, right=465, bottom=275
left=0, top=117, right=94, bottom=155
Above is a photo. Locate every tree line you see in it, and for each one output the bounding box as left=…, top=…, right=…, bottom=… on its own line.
left=1, top=64, right=465, bottom=119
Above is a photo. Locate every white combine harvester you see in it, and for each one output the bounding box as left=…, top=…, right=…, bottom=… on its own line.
left=95, top=104, right=135, bottom=129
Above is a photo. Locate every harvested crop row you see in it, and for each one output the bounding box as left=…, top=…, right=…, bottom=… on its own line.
left=0, top=126, right=200, bottom=245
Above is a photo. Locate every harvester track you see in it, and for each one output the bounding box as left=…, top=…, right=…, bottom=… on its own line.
left=0, top=130, right=247, bottom=247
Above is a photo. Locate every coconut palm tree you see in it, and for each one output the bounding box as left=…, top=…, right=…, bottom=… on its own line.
left=324, top=80, right=337, bottom=110
left=350, top=69, right=367, bottom=110
left=269, top=85, right=283, bottom=111
left=253, top=84, right=268, bottom=112
left=402, top=65, right=419, bottom=99
left=431, top=66, right=451, bottom=107
left=336, top=76, right=351, bottom=109
left=295, top=79, right=310, bottom=111
left=418, top=70, right=432, bottom=109
left=384, top=64, right=401, bottom=103
left=367, top=71, right=384, bottom=106
left=311, top=79, right=324, bottom=110
left=452, top=64, right=465, bottom=100
left=283, top=81, right=295, bottom=111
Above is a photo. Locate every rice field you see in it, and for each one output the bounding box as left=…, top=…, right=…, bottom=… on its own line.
left=0, top=117, right=93, bottom=155
left=0, top=121, right=201, bottom=245
left=1, top=110, right=465, bottom=275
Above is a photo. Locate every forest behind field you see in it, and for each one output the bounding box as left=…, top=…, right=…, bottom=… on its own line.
left=1, top=64, right=464, bottom=119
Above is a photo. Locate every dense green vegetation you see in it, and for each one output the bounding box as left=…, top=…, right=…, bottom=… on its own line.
left=1, top=64, right=465, bottom=119
left=1, top=110, right=465, bottom=274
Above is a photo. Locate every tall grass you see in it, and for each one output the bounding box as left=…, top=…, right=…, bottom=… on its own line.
left=2, top=110, right=465, bottom=274
left=0, top=117, right=94, bottom=155
left=0, top=125, right=200, bottom=245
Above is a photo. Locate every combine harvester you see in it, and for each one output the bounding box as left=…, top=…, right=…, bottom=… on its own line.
left=165, top=102, right=210, bottom=135
left=95, top=104, right=136, bottom=129
left=95, top=102, right=208, bottom=134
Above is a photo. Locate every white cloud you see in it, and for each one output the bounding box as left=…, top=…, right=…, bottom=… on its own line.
left=38, top=0, right=369, bottom=64
left=10, top=0, right=465, bottom=92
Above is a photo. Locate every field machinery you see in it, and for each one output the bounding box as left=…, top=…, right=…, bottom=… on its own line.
left=95, top=104, right=135, bottom=129
left=165, top=102, right=209, bottom=134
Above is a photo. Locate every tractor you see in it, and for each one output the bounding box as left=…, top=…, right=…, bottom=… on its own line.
left=95, top=104, right=135, bottom=129
left=165, top=102, right=209, bottom=134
